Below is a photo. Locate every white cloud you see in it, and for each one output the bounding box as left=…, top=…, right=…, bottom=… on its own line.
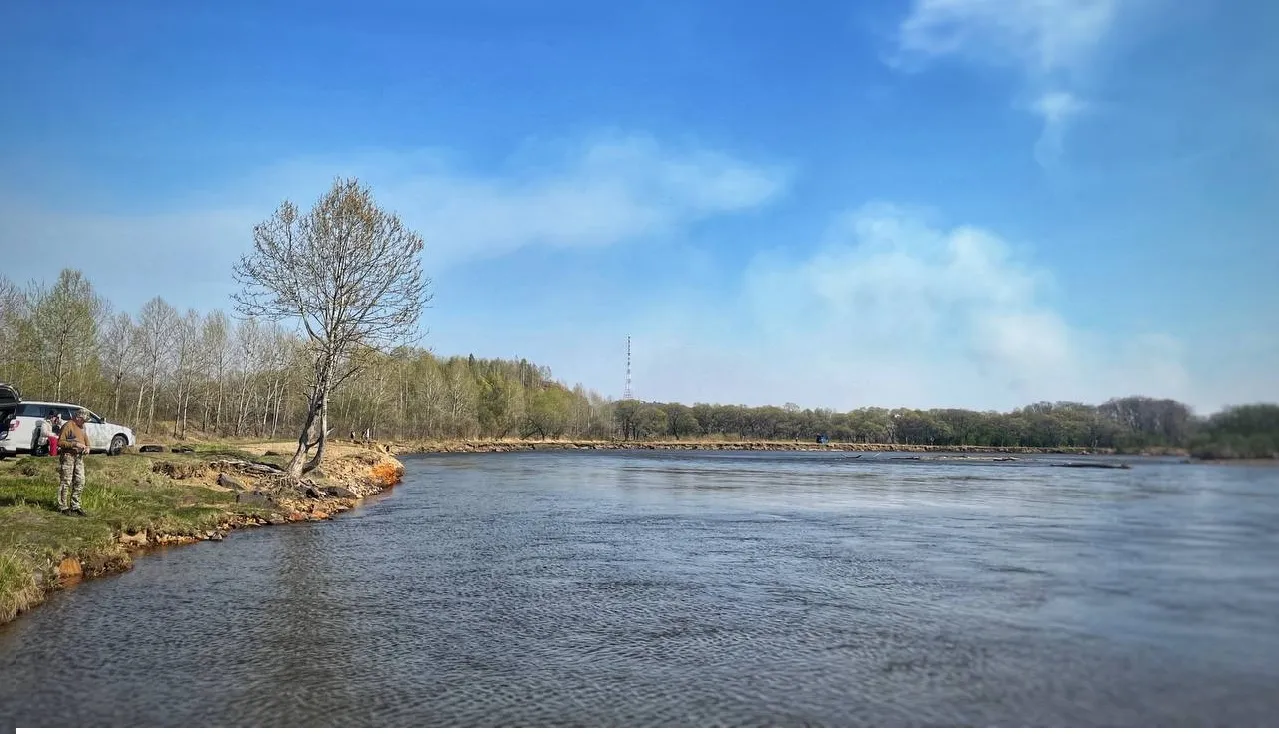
left=0, top=133, right=790, bottom=311
left=222, top=134, right=790, bottom=268
left=633, top=204, right=1194, bottom=411
left=898, top=0, right=1119, bottom=75
left=895, top=0, right=1129, bottom=165
left=1031, top=89, right=1088, bottom=166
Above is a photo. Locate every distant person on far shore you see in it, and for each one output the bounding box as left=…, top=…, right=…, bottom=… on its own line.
left=57, top=409, right=91, bottom=516
left=363, top=428, right=371, bottom=443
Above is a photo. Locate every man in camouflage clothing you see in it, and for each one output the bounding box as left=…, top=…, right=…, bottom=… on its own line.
left=57, top=409, right=91, bottom=515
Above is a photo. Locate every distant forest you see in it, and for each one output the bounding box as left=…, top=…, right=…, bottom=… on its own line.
left=2, top=269, right=1276, bottom=459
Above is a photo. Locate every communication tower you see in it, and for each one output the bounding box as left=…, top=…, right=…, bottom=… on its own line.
left=623, top=335, right=633, bottom=400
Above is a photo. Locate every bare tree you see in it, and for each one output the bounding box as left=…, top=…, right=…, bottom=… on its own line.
left=444, top=358, right=478, bottom=437
left=231, top=317, right=265, bottom=437
left=134, top=297, right=178, bottom=432
left=200, top=311, right=232, bottom=432
left=414, top=356, right=446, bottom=437
left=232, top=177, right=430, bottom=478
left=172, top=309, right=204, bottom=439
left=260, top=324, right=298, bottom=438
left=99, top=311, right=139, bottom=418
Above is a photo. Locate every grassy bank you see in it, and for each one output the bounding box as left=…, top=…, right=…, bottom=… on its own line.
left=0, top=443, right=403, bottom=627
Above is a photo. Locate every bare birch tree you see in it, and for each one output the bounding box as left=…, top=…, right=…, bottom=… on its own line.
left=99, top=311, right=138, bottom=419
left=134, top=297, right=178, bottom=432
left=171, top=309, right=203, bottom=438
left=232, top=177, right=430, bottom=478
left=200, top=311, right=232, bottom=432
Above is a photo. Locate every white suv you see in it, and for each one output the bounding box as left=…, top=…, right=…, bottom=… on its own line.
left=0, top=383, right=136, bottom=457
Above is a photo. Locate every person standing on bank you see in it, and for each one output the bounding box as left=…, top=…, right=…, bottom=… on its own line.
left=47, top=411, right=63, bottom=456
left=31, top=413, right=47, bottom=456
left=57, top=409, right=91, bottom=516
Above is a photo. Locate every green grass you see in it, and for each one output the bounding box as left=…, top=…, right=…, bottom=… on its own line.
left=0, top=450, right=252, bottom=625
left=0, top=549, right=41, bottom=624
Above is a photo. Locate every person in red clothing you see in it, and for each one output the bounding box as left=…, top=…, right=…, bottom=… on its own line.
left=46, top=411, right=62, bottom=456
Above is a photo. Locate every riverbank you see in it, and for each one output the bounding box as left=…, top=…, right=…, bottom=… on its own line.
left=1194, top=458, right=1279, bottom=467
left=0, top=443, right=404, bottom=627
left=380, top=438, right=1279, bottom=465
left=391, top=437, right=1140, bottom=455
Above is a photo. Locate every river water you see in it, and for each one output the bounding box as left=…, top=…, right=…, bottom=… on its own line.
left=2, top=451, right=1278, bottom=727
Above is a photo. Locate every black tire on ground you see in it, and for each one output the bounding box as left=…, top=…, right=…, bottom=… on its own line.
left=109, top=434, right=127, bottom=456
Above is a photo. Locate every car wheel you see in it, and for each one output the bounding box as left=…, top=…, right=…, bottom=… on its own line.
left=109, top=434, right=127, bottom=456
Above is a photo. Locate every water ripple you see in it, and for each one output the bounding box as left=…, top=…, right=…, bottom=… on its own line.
left=2, top=451, right=1278, bottom=727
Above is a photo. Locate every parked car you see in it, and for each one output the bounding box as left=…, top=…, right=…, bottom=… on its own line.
left=0, top=383, right=136, bottom=457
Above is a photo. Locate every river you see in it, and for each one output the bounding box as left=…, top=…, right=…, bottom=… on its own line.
left=2, top=451, right=1278, bottom=726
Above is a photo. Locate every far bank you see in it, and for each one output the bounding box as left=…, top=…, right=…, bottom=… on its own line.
left=387, top=437, right=1172, bottom=456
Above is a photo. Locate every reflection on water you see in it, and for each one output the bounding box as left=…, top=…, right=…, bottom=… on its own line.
left=1, top=451, right=1278, bottom=727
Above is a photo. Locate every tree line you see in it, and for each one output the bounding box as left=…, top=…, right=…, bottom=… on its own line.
left=2, top=268, right=1275, bottom=459
left=615, top=397, right=1278, bottom=458
left=0, top=268, right=613, bottom=443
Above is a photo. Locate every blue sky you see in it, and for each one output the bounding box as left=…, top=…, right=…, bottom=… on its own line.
left=2, top=0, right=1276, bottom=413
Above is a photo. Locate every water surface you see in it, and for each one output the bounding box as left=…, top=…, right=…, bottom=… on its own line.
left=2, top=451, right=1278, bottom=726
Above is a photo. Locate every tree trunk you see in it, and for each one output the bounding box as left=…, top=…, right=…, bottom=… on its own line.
left=173, top=377, right=184, bottom=438
left=286, top=356, right=332, bottom=478
left=111, top=371, right=123, bottom=419
left=180, top=382, right=192, bottom=439
left=234, top=373, right=252, bottom=437
left=134, top=382, right=146, bottom=428
left=285, top=399, right=319, bottom=479
left=265, top=373, right=284, bottom=437
left=146, top=361, right=159, bottom=433
left=271, top=389, right=284, bottom=438
left=303, top=392, right=329, bottom=474
left=214, top=370, right=225, bottom=434
left=53, top=346, right=65, bottom=401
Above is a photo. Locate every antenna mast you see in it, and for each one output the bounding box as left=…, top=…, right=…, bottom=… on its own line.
left=623, top=335, right=633, bottom=400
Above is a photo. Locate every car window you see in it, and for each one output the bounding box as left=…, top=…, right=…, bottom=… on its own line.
left=19, top=404, right=48, bottom=418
